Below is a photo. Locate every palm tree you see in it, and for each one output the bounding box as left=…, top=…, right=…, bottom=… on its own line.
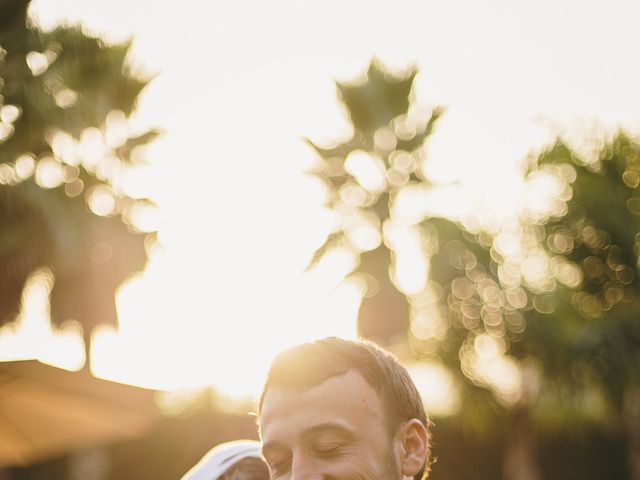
left=0, top=0, right=158, bottom=367
left=306, top=59, right=441, bottom=345
left=306, top=59, right=639, bottom=478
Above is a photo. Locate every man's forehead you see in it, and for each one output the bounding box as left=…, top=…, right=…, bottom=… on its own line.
left=259, top=369, right=385, bottom=429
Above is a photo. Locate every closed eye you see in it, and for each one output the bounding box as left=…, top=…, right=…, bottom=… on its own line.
left=312, top=443, right=344, bottom=456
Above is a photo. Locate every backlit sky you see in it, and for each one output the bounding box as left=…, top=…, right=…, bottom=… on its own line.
left=4, top=0, right=640, bottom=409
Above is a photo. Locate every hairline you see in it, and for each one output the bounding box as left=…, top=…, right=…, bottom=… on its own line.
left=258, top=367, right=406, bottom=433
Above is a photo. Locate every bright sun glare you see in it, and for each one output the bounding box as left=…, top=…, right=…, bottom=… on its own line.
left=4, top=0, right=640, bottom=416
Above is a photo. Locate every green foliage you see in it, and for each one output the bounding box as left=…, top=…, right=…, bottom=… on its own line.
left=304, top=52, right=638, bottom=480
left=306, top=59, right=441, bottom=344
left=528, top=134, right=640, bottom=409
left=307, top=60, right=639, bottom=435
left=422, top=134, right=640, bottom=422
left=335, top=62, right=416, bottom=136
left=0, top=0, right=157, bottom=342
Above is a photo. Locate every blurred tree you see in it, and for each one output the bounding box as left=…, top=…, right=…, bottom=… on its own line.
left=306, top=60, right=638, bottom=479
left=521, top=136, right=640, bottom=478
left=420, top=217, right=545, bottom=480
left=306, top=59, right=442, bottom=345
left=304, top=60, right=543, bottom=478
left=414, top=137, right=640, bottom=479
left=0, top=0, right=157, bottom=366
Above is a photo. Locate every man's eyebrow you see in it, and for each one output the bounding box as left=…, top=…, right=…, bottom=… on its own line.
left=301, top=422, right=354, bottom=438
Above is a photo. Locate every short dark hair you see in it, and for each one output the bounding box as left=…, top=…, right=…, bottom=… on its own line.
left=258, top=337, right=431, bottom=480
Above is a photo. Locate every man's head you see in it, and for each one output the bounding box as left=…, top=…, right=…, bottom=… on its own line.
left=258, top=337, right=431, bottom=480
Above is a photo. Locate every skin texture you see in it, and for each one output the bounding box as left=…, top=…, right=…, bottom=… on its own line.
left=259, top=369, right=427, bottom=480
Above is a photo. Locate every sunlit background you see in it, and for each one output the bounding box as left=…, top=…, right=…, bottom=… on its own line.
left=3, top=0, right=640, bottom=421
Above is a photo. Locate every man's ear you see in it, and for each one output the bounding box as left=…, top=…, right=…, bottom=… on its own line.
left=396, top=419, right=429, bottom=478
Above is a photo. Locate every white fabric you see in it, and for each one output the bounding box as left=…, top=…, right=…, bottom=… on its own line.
left=180, top=439, right=262, bottom=480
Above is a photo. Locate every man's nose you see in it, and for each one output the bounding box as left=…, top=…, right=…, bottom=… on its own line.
left=290, top=452, right=322, bottom=480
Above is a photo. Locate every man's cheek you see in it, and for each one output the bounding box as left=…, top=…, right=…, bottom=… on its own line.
left=331, top=457, right=386, bottom=480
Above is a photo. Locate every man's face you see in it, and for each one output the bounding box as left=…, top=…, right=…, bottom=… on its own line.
left=259, top=369, right=404, bottom=480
